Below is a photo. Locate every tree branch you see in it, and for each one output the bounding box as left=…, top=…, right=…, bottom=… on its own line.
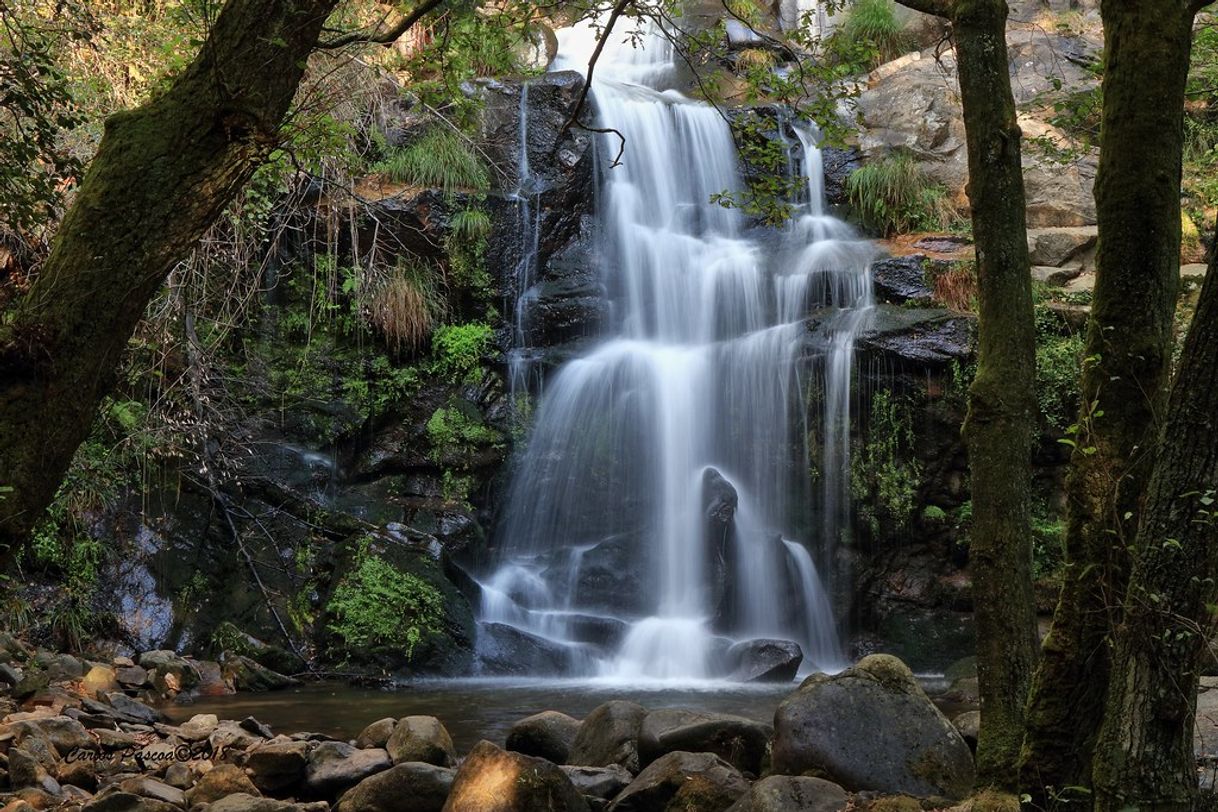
left=894, top=0, right=954, bottom=19
left=561, top=0, right=633, bottom=138
left=318, top=0, right=446, bottom=49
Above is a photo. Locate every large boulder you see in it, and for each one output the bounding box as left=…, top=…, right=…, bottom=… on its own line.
left=568, top=701, right=648, bottom=773
left=772, top=654, right=975, bottom=799
left=336, top=762, right=455, bottom=812
left=870, top=256, right=933, bottom=304
left=638, top=709, right=771, bottom=775
left=442, top=740, right=590, bottom=812
left=476, top=623, right=580, bottom=677
left=387, top=716, right=456, bottom=767
left=304, top=741, right=392, bottom=797
left=727, top=639, right=803, bottom=683
left=725, top=776, right=849, bottom=812
left=849, top=307, right=974, bottom=370
left=244, top=740, right=312, bottom=794
left=608, top=751, right=749, bottom=812
left=506, top=711, right=581, bottom=764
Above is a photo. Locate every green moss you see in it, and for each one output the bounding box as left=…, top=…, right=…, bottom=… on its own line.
left=426, top=405, right=502, bottom=464
left=430, top=322, right=494, bottom=384
left=851, top=390, right=922, bottom=536
left=327, top=542, right=446, bottom=660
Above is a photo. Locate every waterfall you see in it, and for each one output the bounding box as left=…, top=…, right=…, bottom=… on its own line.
left=477, top=17, right=875, bottom=680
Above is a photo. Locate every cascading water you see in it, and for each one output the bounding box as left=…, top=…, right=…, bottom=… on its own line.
left=477, top=17, right=876, bottom=680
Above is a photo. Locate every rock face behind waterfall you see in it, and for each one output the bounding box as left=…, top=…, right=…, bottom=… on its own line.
left=772, top=654, right=975, bottom=798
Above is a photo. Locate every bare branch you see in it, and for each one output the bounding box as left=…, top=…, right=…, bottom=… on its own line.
left=561, top=0, right=634, bottom=137
left=893, top=0, right=954, bottom=19
left=318, top=0, right=447, bottom=49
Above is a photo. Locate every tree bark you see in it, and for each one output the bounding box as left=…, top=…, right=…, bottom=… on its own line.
left=1020, top=2, right=1196, bottom=799
left=895, top=0, right=1040, bottom=787
left=0, top=0, right=342, bottom=562
left=1090, top=232, right=1218, bottom=812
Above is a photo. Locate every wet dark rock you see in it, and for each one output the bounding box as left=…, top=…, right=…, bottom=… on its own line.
left=772, top=654, right=975, bottom=798
left=569, top=701, right=648, bottom=774
left=443, top=740, right=590, bottom=812
left=608, top=751, right=749, bottom=812
left=850, top=306, right=975, bottom=369
left=727, top=638, right=803, bottom=683
left=476, top=623, right=581, bottom=677
left=638, top=709, right=772, bottom=775
left=517, top=239, right=607, bottom=347
left=506, top=710, right=581, bottom=764
left=725, top=776, right=849, bottom=812
left=870, top=256, right=933, bottom=304
left=244, top=740, right=311, bottom=794
left=104, top=692, right=163, bottom=725
left=221, top=656, right=298, bottom=692
left=386, top=716, right=456, bottom=767
left=186, top=765, right=260, bottom=807
left=304, top=741, right=392, bottom=797
left=560, top=765, right=633, bottom=800
left=571, top=535, right=651, bottom=617
left=335, top=762, right=454, bottom=812
left=355, top=718, right=398, bottom=749
left=821, top=147, right=862, bottom=207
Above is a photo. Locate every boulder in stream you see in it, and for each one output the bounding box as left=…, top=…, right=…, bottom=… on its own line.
left=568, top=700, right=648, bottom=774
left=725, top=776, right=849, bottom=812
left=506, top=710, right=581, bottom=764
left=638, top=709, right=771, bottom=775
left=608, top=751, right=749, bottom=812
left=727, top=638, right=803, bottom=683
left=336, top=762, right=455, bottom=812
left=772, top=654, right=975, bottom=799
left=442, top=740, right=590, bottom=812
left=386, top=716, right=456, bottom=767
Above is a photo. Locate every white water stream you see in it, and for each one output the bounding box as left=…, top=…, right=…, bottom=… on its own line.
left=478, top=17, right=876, bottom=681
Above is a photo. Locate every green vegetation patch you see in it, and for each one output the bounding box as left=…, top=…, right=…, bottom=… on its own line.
left=373, top=128, right=489, bottom=194
left=430, top=321, right=494, bottom=384
left=846, top=153, right=954, bottom=236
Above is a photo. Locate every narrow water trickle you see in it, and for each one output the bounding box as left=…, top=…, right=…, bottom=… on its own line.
left=477, top=17, right=876, bottom=681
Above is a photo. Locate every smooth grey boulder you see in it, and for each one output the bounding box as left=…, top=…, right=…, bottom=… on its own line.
left=772, top=654, right=975, bottom=799
left=728, top=638, right=803, bottom=683
left=336, top=762, right=455, bottom=812
left=608, top=751, right=748, bottom=812
left=559, top=765, right=633, bottom=800
left=386, top=716, right=456, bottom=767
left=442, top=740, right=589, bottom=812
left=304, top=740, right=392, bottom=797
left=568, top=701, right=648, bottom=773
left=638, top=709, right=771, bottom=775
left=355, top=717, right=398, bottom=749
left=726, top=775, right=849, bottom=812
left=505, top=710, right=581, bottom=764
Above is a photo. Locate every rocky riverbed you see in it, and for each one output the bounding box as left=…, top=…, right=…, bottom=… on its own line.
left=0, top=631, right=1001, bottom=812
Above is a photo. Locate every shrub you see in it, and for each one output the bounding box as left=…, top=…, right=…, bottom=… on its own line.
left=372, top=128, right=489, bottom=193
left=366, top=261, right=445, bottom=352
left=449, top=207, right=492, bottom=241
left=328, top=546, right=446, bottom=659
left=846, top=153, right=954, bottom=236
left=430, top=322, right=494, bottom=383
left=851, top=390, right=922, bottom=535
left=932, top=261, right=978, bottom=312
left=426, top=405, right=502, bottom=464
left=831, top=0, right=910, bottom=70
left=1034, top=306, right=1085, bottom=430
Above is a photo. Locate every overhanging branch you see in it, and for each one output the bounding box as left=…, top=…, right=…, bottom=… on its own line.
left=318, top=0, right=447, bottom=49
left=893, top=0, right=954, bottom=19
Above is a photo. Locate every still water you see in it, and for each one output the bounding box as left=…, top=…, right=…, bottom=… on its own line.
left=166, top=680, right=794, bottom=751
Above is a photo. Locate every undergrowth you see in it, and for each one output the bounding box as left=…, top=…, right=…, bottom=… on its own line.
left=847, top=153, right=954, bottom=236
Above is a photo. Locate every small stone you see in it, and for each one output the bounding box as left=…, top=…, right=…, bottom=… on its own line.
left=559, top=765, right=632, bottom=799
left=117, top=777, right=186, bottom=807
left=81, top=666, right=119, bottom=698
left=185, top=764, right=260, bottom=807
left=354, top=718, right=396, bottom=750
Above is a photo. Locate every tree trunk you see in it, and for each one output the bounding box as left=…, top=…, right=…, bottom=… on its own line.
left=895, top=0, right=1040, bottom=787
left=1020, top=2, right=1195, bottom=799
left=0, top=0, right=340, bottom=561
left=1090, top=233, right=1218, bottom=812
left=952, top=0, right=1040, bottom=787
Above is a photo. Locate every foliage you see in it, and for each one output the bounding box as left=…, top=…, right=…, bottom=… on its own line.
left=429, top=321, right=494, bottom=383
left=846, top=153, right=954, bottom=236
left=327, top=541, right=445, bottom=659
left=712, top=111, right=801, bottom=225
left=1030, top=506, right=1065, bottom=580
left=829, top=0, right=909, bottom=70
left=0, top=4, right=86, bottom=239
left=372, top=127, right=489, bottom=193
left=851, top=390, right=922, bottom=536
left=1033, top=305, right=1085, bottom=431
left=931, top=261, right=978, bottom=312
left=426, top=404, right=502, bottom=464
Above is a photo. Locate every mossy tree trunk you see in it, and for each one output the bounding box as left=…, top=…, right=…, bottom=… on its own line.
left=1020, top=2, right=1199, bottom=799
left=1090, top=232, right=1218, bottom=811
left=897, top=0, right=1040, bottom=788
left=0, top=0, right=341, bottom=562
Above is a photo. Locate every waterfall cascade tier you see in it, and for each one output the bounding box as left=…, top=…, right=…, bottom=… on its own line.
left=477, top=17, right=876, bottom=681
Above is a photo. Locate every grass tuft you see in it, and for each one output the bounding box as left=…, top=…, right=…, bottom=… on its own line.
left=366, top=260, right=445, bottom=352
left=373, top=128, right=489, bottom=193
left=846, top=152, right=955, bottom=236
left=833, top=0, right=910, bottom=69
